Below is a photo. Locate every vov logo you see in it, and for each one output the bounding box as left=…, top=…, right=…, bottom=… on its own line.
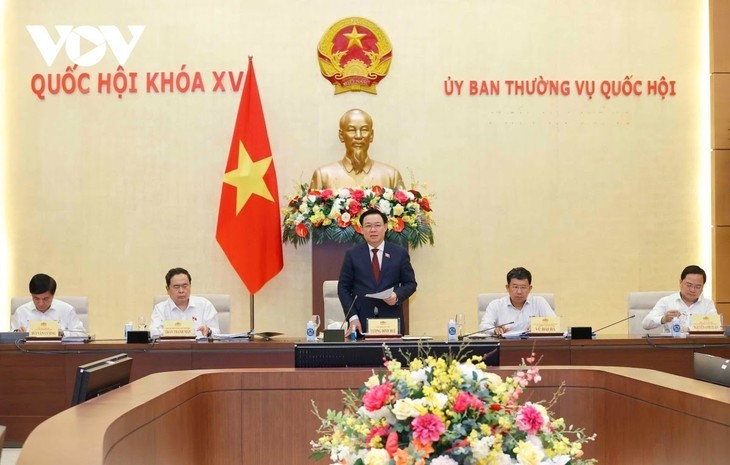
left=26, top=25, right=145, bottom=67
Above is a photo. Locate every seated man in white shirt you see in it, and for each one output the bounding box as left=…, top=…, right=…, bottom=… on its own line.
left=479, top=267, right=556, bottom=336
left=642, top=265, right=717, bottom=332
left=150, top=267, right=220, bottom=338
left=11, top=273, right=86, bottom=337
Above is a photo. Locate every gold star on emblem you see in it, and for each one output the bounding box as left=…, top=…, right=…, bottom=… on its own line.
left=223, top=141, right=274, bottom=214
left=343, top=26, right=366, bottom=49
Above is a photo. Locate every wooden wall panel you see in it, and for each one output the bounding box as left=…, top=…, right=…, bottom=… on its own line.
left=713, top=226, right=730, bottom=302
left=713, top=150, right=730, bottom=225
left=711, top=0, right=730, bottom=308
left=716, top=302, right=730, bottom=327
left=711, top=0, right=730, bottom=73
left=711, top=76, right=730, bottom=150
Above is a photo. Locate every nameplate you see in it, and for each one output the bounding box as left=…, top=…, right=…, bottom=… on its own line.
left=690, top=314, right=722, bottom=332
left=163, top=320, right=194, bottom=337
left=530, top=316, right=561, bottom=333
left=29, top=320, right=59, bottom=338
left=367, top=318, right=400, bottom=335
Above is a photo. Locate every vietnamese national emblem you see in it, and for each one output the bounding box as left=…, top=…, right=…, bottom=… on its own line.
left=317, top=17, right=392, bottom=94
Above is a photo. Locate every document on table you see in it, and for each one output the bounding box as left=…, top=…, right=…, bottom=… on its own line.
left=365, top=287, right=394, bottom=299
left=500, top=330, right=528, bottom=339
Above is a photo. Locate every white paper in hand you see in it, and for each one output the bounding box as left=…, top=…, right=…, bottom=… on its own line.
left=365, top=287, right=394, bottom=299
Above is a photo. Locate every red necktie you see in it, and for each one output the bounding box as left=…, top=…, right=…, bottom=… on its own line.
left=372, top=248, right=380, bottom=282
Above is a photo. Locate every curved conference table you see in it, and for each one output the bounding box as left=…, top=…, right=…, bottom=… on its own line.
left=15, top=365, right=730, bottom=465
left=2, top=335, right=730, bottom=446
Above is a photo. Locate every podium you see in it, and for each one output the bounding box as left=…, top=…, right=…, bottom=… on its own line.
left=294, top=340, right=499, bottom=368
left=311, top=240, right=410, bottom=332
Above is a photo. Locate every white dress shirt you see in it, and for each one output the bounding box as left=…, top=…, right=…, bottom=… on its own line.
left=349, top=241, right=385, bottom=324
left=11, top=299, right=86, bottom=337
left=642, top=292, right=717, bottom=331
left=479, top=295, right=556, bottom=335
left=150, top=295, right=220, bottom=337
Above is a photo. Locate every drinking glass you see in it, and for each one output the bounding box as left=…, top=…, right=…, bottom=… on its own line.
left=137, top=315, right=148, bottom=331
left=455, top=313, right=465, bottom=337
left=311, top=314, right=321, bottom=332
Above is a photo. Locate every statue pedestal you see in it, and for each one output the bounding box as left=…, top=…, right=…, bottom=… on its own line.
left=311, top=241, right=409, bottom=333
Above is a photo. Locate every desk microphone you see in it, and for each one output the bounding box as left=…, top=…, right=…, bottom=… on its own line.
left=340, top=295, right=359, bottom=330
left=458, top=322, right=514, bottom=340
left=321, top=296, right=358, bottom=343
left=593, top=315, right=635, bottom=334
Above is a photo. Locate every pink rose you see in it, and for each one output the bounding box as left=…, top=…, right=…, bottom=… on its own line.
left=351, top=189, right=365, bottom=202
left=363, top=383, right=393, bottom=411
left=411, top=414, right=446, bottom=443
left=394, top=190, right=408, bottom=204
left=320, top=189, right=334, bottom=201
left=365, top=425, right=390, bottom=446
left=453, top=391, right=484, bottom=414
left=516, top=403, right=545, bottom=435
left=348, top=199, right=362, bottom=215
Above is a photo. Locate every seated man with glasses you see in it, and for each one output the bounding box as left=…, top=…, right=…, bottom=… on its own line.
left=479, top=267, right=556, bottom=336
left=642, top=265, right=717, bottom=332
left=149, top=267, right=220, bottom=338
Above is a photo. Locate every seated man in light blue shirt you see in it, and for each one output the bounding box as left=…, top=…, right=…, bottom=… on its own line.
left=479, top=267, right=556, bottom=336
left=642, top=265, right=717, bottom=332
left=150, top=267, right=220, bottom=338
left=11, top=273, right=86, bottom=337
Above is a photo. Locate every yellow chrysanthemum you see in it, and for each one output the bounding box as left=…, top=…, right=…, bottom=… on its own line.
left=409, top=359, right=423, bottom=370
left=369, top=436, right=383, bottom=448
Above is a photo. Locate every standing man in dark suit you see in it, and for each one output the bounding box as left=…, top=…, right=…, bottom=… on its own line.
left=338, top=209, right=417, bottom=336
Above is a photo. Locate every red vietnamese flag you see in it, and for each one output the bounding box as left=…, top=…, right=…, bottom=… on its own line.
left=216, top=58, right=283, bottom=294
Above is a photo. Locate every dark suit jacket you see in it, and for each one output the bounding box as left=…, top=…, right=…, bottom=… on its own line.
left=337, top=242, right=417, bottom=334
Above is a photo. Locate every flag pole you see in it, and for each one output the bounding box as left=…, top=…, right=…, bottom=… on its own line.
left=249, top=294, right=255, bottom=337
left=216, top=56, right=282, bottom=337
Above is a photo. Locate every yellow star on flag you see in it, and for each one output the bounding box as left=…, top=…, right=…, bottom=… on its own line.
left=223, top=140, right=274, bottom=214
left=343, top=26, right=366, bottom=49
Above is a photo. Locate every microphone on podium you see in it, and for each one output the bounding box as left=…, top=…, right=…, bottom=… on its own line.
left=323, top=296, right=358, bottom=342
left=340, top=295, right=359, bottom=330
left=570, top=315, right=635, bottom=340
left=458, top=321, right=514, bottom=341
left=593, top=315, right=635, bottom=333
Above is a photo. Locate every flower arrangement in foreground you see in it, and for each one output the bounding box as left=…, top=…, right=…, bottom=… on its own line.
left=282, top=184, right=434, bottom=249
left=311, top=349, right=596, bottom=465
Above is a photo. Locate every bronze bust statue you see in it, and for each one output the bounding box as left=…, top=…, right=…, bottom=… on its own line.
left=310, top=109, right=404, bottom=189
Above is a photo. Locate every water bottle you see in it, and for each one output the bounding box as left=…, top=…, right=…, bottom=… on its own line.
left=670, top=317, right=681, bottom=338
left=306, top=320, right=316, bottom=342
left=447, top=319, right=457, bottom=342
